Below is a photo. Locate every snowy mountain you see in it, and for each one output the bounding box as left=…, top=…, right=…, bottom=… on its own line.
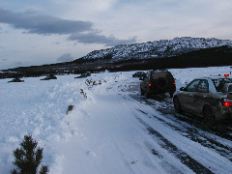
left=82, top=37, right=232, bottom=61
left=2, top=37, right=232, bottom=78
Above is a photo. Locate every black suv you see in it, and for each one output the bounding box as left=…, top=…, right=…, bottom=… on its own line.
left=140, top=70, right=176, bottom=98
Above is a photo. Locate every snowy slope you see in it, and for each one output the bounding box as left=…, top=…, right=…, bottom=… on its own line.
left=0, top=66, right=232, bottom=174
left=82, top=37, right=232, bottom=60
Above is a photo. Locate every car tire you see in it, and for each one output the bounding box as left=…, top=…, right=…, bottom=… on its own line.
left=173, top=97, right=182, bottom=113
left=203, top=106, right=215, bottom=123
left=169, top=92, right=174, bottom=98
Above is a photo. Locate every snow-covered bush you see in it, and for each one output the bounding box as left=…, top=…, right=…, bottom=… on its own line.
left=11, top=135, right=48, bottom=174
left=85, top=79, right=102, bottom=89
left=80, top=89, right=87, bottom=99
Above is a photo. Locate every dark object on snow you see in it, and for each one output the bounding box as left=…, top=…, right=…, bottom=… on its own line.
left=40, top=74, right=57, bottom=80
left=8, top=77, right=24, bottom=83
left=132, top=71, right=146, bottom=79
left=11, top=135, right=48, bottom=174
left=75, top=71, right=91, bottom=78
left=140, top=70, right=176, bottom=98
left=66, top=105, right=74, bottom=114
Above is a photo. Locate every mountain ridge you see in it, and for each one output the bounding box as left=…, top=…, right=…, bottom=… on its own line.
left=1, top=37, right=232, bottom=78
left=77, top=37, right=232, bottom=61
left=0, top=45, right=231, bottom=78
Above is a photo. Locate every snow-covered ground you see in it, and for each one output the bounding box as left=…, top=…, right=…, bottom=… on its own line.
left=0, top=66, right=232, bottom=174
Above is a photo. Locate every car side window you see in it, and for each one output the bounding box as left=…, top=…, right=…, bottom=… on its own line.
left=145, top=72, right=150, bottom=80
left=198, top=80, right=209, bottom=93
left=185, top=80, right=201, bottom=92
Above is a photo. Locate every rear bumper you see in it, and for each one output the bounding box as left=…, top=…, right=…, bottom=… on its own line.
left=148, top=88, right=175, bottom=94
left=222, top=112, right=232, bottom=119
left=215, top=109, right=232, bottom=120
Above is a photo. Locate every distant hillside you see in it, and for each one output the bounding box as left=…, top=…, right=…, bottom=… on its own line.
left=76, top=37, right=232, bottom=61
left=0, top=46, right=232, bottom=79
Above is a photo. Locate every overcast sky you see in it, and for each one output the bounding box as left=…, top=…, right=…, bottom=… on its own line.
left=0, top=0, right=232, bottom=69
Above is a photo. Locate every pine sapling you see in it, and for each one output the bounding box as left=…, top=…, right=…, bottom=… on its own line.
left=11, top=135, right=48, bottom=174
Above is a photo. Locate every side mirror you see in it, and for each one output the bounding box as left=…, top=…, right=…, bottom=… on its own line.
left=180, top=87, right=185, bottom=91
left=139, top=74, right=147, bottom=81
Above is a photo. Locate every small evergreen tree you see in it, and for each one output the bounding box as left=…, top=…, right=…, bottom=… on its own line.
left=11, top=135, right=48, bottom=174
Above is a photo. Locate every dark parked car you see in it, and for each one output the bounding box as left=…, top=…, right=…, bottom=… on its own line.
left=173, top=76, right=232, bottom=121
left=140, top=70, right=176, bottom=98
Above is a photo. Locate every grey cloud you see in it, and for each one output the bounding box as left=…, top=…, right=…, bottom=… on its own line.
left=69, top=32, right=137, bottom=46
left=0, top=8, right=92, bottom=34
left=0, top=26, right=3, bottom=33
left=57, top=53, right=74, bottom=62
left=0, top=8, right=136, bottom=46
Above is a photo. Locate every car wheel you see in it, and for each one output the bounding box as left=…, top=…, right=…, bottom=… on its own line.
left=169, top=92, right=174, bottom=98
left=173, top=97, right=182, bottom=113
left=203, top=106, right=215, bottom=123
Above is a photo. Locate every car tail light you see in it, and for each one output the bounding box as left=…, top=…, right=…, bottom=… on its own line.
left=224, top=73, right=230, bottom=78
left=148, top=82, right=152, bottom=88
left=222, top=100, right=232, bottom=107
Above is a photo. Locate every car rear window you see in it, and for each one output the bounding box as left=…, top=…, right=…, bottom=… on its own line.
left=151, top=71, right=173, bottom=80
left=212, top=78, right=232, bottom=92
left=151, top=72, right=166, bottom=79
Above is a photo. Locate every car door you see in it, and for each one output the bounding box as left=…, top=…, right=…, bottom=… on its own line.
left=179, top=79, right=201, bottom=112
left=191, top=80, right=209, bottom=115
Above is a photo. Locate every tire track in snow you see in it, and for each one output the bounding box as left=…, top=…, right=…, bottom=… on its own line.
left=175, top=114, right=232, bottom=141
left=136, top=108, right=232, bottom=162
left=136, top=117, right=213, bottom=174
left=131, top=93, right=232, bottom=148
left=143, top=142, right=187, bottom=174
left=130, top=93, right=232, bottom=147
left=120, top=77, right=232, bottom=173
left=145, top=97, right=232, bottom=141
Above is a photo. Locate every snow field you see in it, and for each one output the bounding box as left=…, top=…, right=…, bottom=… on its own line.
left=0, top=66, right=232, bottom=174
